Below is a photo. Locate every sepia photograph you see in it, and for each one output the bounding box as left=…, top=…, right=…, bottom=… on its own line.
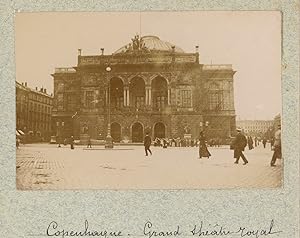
left=15, top=11, right=282, bottom=190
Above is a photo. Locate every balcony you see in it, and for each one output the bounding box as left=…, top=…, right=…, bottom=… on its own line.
left=202, top=64, right=232, bottom=70
left=55, top=67, right=76, bottom=73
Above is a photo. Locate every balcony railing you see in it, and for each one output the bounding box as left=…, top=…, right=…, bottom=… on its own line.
left=55, top=67, right=76, bottom=73
left=202, top=64, right=232, bottom=70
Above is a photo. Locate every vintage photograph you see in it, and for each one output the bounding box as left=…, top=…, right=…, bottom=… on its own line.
left=15, top=11, right=282, bottom=190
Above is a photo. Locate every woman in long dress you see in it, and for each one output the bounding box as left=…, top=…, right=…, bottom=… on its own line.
left=198, top=131, right=211, bottom=159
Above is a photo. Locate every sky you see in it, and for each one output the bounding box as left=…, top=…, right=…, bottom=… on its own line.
left=15, top=11, right=281, bottom=120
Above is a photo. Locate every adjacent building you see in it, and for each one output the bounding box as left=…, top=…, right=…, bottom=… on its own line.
left=51, top=35, right=236, bottom=142
left=16, top=81, right=53, bottom=141
left=236, top=120, right=274, bottom=137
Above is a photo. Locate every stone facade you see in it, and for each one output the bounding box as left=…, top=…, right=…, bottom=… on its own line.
left=16, top=81, right=53, bottom=141
left=236, top=120, right=274, bottom=137
left=51, top=35, right=236, bottom=142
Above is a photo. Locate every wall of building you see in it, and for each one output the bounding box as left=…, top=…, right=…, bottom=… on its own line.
left=51, top=47, right=236, bottom=143
left=16, top=82, right=53, bottom=142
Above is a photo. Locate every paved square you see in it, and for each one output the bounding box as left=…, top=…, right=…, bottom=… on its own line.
left=16, top=144, right=282, bottom=190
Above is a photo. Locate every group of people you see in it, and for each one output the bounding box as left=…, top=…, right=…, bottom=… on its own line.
left=143, top=125, right=282, bottom=167
left=154, top=137, right=200, bottom=148
left=246, top=135, right=269, bottom=150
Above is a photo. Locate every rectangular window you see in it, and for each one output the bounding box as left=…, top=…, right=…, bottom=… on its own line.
left=115, top=97, right=123, bottom=109
left=209, top=92, right=224, bottom=110
left=156, top=96, right=166, bottom=109
left=181, top=90, right=191, bottom=107
left=85, top=91, right=94, bottom=108
left=57, top=94, right=63, bottom=110
left=67, top=94, right=77, bottom=111
left=136, top=96, right=144, bottom=108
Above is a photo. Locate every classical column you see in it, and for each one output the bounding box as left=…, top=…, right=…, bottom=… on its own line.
left=148, top=87, right=152, bottom=105
left=105, top=89, right=108, bottom=105
left=145, top=88, right=149, bottom=105
left=123, top=88, right=127, bottom=106
left=167, top=88, right=171, bottom=105
left=126, top=88, right=130, bottom=106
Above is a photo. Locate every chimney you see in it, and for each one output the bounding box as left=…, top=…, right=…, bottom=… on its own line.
left=40, top=87, right=43, bottom=92
left=25, top=82, right=27, bottom=87
left=101, top=48, right=104, bottom=55
left=21, top=82, right=24, bottom=86
left=35, top=87, right=38, bottom=91
left=195, top=45, right=199, bottom=53
left=78, top=49, right=82, bottom=56
left=171, top=45, right=175, bottom=53
left=44, top=88, right=47, bottom=93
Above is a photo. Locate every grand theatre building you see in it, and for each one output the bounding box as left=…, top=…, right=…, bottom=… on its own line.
left=51, top=35, right=236, bottom=143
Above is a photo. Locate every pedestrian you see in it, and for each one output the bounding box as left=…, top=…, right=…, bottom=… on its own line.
left=163, top=138, right=168, bottom=148
left=70, top=136, right=74, bottom=150
left=144, top=132, right=152, bottom=156
left=254, top=137, right=258, bottom=147
left=198, top=131, right=211, bottom=159
left=270, top=137, right=275, bottom=150
left=57, top=136, right=61, bottom=148
left=87, top=137, right=92, bottom=148
left=248, top=135, right=254, bottom=150
left=262, top=137, right=267, bottom=148
left=233, top=128, right=248, bottom=165
left=270, top=125, right=281, bottom=167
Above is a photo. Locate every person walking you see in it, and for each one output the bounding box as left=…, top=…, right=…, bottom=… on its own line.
left=144, top=132, right=152, bottom=156
left=70, top=136, right=75, bottom=150
left=270, top=125, right=281, bottom=167
left=247, top=135, right=254, bottom=150
left=87, top=137, right=92, bottom=148
left=198, top=131, right=211, bottom=159
left=233, top=128, right=248, bottom=165
left=254, top=137, right=258, bottom=147
left=262, top=137, right=267, bottom=148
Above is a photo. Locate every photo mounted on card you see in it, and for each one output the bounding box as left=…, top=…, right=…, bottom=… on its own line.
left=15, top=11, right=282, bottom=190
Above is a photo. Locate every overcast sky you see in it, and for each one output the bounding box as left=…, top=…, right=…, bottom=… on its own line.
left=15, top=11, right=281, bottom=120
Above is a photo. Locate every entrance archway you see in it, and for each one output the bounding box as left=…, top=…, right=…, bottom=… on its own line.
left=132, top=122, right=143, bottom=142
left=154, top=122, right=166, bottom=138
left=111, top=122, right=121, bottom=142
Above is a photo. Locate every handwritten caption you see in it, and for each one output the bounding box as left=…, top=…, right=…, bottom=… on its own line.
left=46, top=220, right=282, bottom=238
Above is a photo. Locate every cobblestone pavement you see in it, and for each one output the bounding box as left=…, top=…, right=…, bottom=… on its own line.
left=16, top=143, right=282, bottom=190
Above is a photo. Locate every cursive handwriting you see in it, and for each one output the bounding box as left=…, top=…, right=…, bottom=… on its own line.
left=46, top=220, right=122, bottom=238
left=144, top=221, right=181, bottom=238
left=237, top=220, right=282, bottom=238
left=191, top=221, right=234, bottom=236
left=45, top=220, right=282, bottom=237
left=190, top=219, right=282, bottom=237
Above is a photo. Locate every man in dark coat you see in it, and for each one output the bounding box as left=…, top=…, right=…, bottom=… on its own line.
left=270, top=125, right=281, bottom=167
left=144, top=132, right=152, bottom=156
left=70, top=136, right=74, bottom=150
left=233, top=128, right=248, bottom=165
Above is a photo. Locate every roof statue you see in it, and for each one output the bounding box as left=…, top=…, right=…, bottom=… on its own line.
left=114, top=35, right=184, bottom=54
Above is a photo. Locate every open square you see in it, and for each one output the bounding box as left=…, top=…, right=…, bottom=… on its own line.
left=16, top=144, right=282, bottom=190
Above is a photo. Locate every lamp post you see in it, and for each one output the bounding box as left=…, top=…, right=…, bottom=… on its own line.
left=105, top=66, right=113, bottom=148
left=56, top=120, right=64, bottom=147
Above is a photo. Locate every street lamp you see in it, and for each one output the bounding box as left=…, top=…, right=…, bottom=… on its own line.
left=56, top=120, right=64, bottom=147
left=105, top=66, right=113, bottom=148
